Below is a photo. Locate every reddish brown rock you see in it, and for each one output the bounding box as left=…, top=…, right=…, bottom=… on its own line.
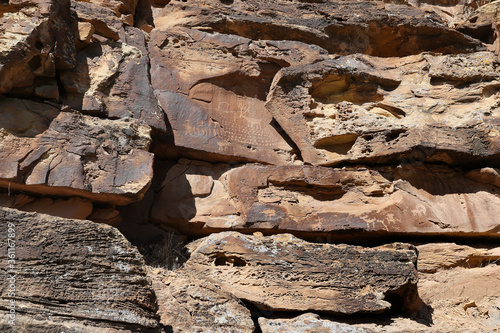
left=151, top=161, right=500, bottom=238
left=0, top=207, right=160, bottom=332
left=60, top=28, right=166, bottom=132
left=153, top=0, right=483, bottom=57
left=148, top=267, right=254, bottom=332
left=0, top=98, right=153, bottom=205
left=185, top=232, right=422, bottom=315
left=266, top=52, right=500, bottom=167
left=149, top=27, right=319, bottom=163
left=0, top=0, right=75, bottom=95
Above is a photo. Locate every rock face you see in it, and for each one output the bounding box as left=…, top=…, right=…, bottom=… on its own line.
left=0, top=0, right=499, bottom=330
left=0, top=207, right=159, bottom=332
left=184, top=232, right=422, bottom=315
left=266, top=52, right=500, bottom=167
left=149, top=267, right=254, bottom=332
left=152, top=161, right=500, bottom=238
left=0, top=98, right=153, bottom=205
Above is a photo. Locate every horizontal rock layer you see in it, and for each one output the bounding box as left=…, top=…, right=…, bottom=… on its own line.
left=0, top=207, right=159, bottom=332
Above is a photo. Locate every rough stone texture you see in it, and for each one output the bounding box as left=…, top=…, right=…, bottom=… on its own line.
left=0, top=98, right=153, bottom=205
left=0, top=0, right=75, bottom=95
left=266, top=52, right=500, bottom=167
left=0, top=207, right=159, bottom=332
left=148, top=267, right=254, bottom=332
left=259, top=313, right=369, bottom=333
left=0, top=193, right=93, bottom=220
left=152, top=161, right=500, bottom=238
left=153, top=0, right=483, bottom=57
left=60, top=28, right=166, bottom=132
left=417, top=243, right=500, bottom=273
left=149, top=27, right=317, bottom=163
left=184, top=232, right=422, bottom=315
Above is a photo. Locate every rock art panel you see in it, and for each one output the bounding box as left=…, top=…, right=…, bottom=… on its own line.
left=149, top=27, right=319, bottom=164
left=267, top=52, right=500, bottom=166
left=152, top=162, right=500, bottom=237
left=0, top=98, right=153, bottom=205
left=185, top=232, right=422, bottom=315
left=0, top=207, right=159, bottom=332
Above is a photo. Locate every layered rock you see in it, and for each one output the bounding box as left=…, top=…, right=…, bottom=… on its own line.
left=152, top=0, right=483, bottom=57
left=0, top=207, right=159, bottom=332
left=266, top=52, right=500, bottom=166
left=184, top=232, right=422, bottom=315
left=148, top=267, right=254, bottom=332
left=151, top=161, right=500, bottom=238
left=0, top=99, right=153, bottom=205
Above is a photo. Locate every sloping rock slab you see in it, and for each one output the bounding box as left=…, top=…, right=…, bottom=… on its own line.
left=185, top=232, right=421, bottom=315
left=259, top=313, right=369, bottom=333
left=0, top=99, right=153, bottom=205
left=0, top=207, right=159, bottom=332
left=148, top=267, right=254, bottom=332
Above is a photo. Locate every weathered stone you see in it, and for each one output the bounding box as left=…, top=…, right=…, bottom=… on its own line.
left=266, top=52, right=500, bottom=167
left=0, top=193, right=93, bottom=219
left=154, top=0, right=483, bottom=57
left=417, top=243, right=500, bottom=273
left=259, top=313, right=369, bottom=333
left=149, top=27, right=319, bottom=163
left=0, top=207, right=159, bottom=332
left=185, top=232, right=422, bottom=315
left=0, top=0, right=75, bottom=94
left=0, top=98, right=153, bottom=205
left=60, top=29, right=166, bottom=132
left=71, top=0, right=125, bottom=41
left=151, top=161, right=500, bottom=238
left=148, top=267, right=254, bottom=332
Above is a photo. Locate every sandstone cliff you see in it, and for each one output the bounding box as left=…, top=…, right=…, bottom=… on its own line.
left=0, top=0, right=499, bottom=331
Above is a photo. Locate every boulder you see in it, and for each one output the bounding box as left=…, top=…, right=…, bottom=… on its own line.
left=148, top=268, right=254, bottom=332
left=184, top=232, right=422, bottom=315
left=0, top=207, right=159, bottom=332
left=0, top=99, right=153, bottom=205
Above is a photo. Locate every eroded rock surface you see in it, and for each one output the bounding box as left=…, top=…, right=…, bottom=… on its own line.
left=184, top=232, right=422, bottom=315
left=0, top=99, right=153, bottom=205
left=267, top=52, right=500, bottom=166
left=0, top=207, right=159, bottom=332
left=148, top=267, right=254, bottom=332
left=152, top=161, right=500, bottom=238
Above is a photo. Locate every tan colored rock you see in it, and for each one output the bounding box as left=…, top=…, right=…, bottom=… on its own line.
left=267, top=52, right=500, bottom=166
left=0, top=193, right=93, bottom=220
left=417, top=243, right=500, bottom=273
left=148, top=268, right=254, bottom=332
left=0, top=207, right=159, bottom=332
left=466, top=167, right=500, bottom=188
left=152, top=161, right=500, bottom=238
left=74, top=21, right=95, bottom=43
left=0, top=98, right=153, bottom=205
left=185, top=232, right=422, bottom=315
